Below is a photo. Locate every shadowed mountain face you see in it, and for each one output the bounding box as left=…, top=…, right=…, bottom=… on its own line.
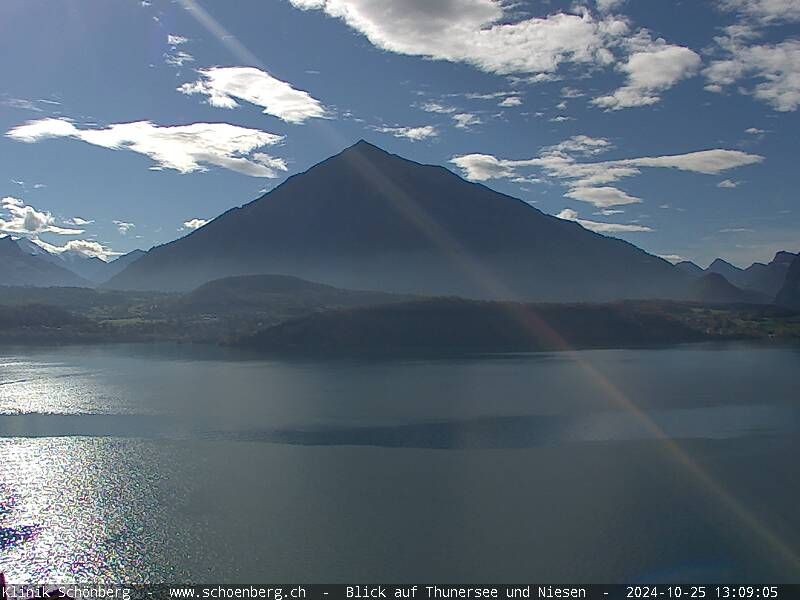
left=706, top=258, right=745, bottom=286
left=0, top=237, right=90, bottom=288
left=675, top=261, right=704, bottom=277
left=775, top=255, right=800, bottom=308
left=688, top=273, right=768, bottom=304
left=744, top=251, right=798, bottom=297
left=107, top=140, right=688, bottom=301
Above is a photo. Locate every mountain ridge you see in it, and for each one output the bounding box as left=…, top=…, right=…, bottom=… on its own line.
left=683, top=250, right=797, bottom=297
left=106, top=140, right=689, bottom=301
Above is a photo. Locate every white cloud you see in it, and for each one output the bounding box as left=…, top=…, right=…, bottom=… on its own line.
left=596, top=0, right=627, bottom=13
left=717, top=0, right=800, bottom=24
left=287, top=0, right=629, bottom=77
left=622, top=149, right=763, bottom=174
left=450, top=154, right=520, bottom=181
left=544, top=134, right=613, bottom=156
left=704, top=39, right=800, bottom=112
left=0, top=196, right=83, bottom=236
left=452, top=145, right=762, bottom=184
left=165, top=50, right=195, bottom=67
left=114, top=220, right=135, bottom=234
left=64, top=217, right=94, bottom=226
left=745, top=127, right=766, bottom=134
left=183, top=218, right=209, bottom=230
left=451, top=140, right=762, bottom=212
left=498, top=96, right=522, bottom=107
left=556, top=208, right=653, bottom=233
left=453, top=113, right=482, bottom=128
left=178, top=66, right=326, bottom=123
left=7, top=118, right=78, bottom=141
left=717, top=179, right=739, bottom=188
left=164, top=34, right=194, bottom=67
left=420, top=102, right=457, bottom=114
left=32, top=238, right=119, bottom=261
left=593, top=39, right=701, bottom=109
left=286, top=0, right=704, bottom=108
left=550, top=115, right=573, bottom=122
left=6, top=118, right=288, bottom=177
left=373, top=125, right=437, bottom=141
left=561, top=86, right=586, bottom=98
left=465, top=91, right=515, bottom=100
left=168, top=34, right=189, bottom=45
left=565, top=186, right=641, bottom=208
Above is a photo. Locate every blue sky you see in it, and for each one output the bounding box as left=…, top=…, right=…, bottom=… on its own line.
left=1, top=0, right=798, bottom=267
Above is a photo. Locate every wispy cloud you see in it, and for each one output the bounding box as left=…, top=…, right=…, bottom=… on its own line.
left=719, top=227, right=755, bottom=233
left=373, top=125, right=437, bottom=141
left=452, top=113, right=482, bottom=129
left=498, top=96, right=522, bottom=107
left=556, top=208, right=653, bottom=233
left=179, top=66, right=327, bottom=123
left=565, top=186, right=641, bottom=208
left=596, top=0, right=627, bottom=13
left=451, top=136, right=763, bottom=207
left=6, top=118, right=288, bottom=177
left=113, top=220, right=135, bottom=235
left=64, top=217, right=94, bottom=226
left=164, top=33, right=195, bottom=67
left=717, top=0, right=800, bottom=24
left=717, top=179, right=739, bottom=188
left=419, top=102, right=457, bottom=114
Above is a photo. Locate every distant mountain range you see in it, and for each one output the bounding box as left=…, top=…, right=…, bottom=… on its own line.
left=0, top=237, right=89, bottom=287
left=107, top=140, right=690, bottom=301
left=0, top=236, right=145, bottom=287
left=677, top=251, right=798, bottom=298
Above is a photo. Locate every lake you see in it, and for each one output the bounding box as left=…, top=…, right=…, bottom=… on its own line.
left=1, top=343, right=799, bottom=583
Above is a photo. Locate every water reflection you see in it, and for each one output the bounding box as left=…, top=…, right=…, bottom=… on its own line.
left=1, top=344, right=799, bottom=582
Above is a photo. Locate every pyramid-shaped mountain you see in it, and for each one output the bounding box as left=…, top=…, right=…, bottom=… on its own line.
left=107, top=140, right=688, bottom=301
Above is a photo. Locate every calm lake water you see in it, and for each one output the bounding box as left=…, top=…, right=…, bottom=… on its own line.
left=1, top=343, right=799, bottom=583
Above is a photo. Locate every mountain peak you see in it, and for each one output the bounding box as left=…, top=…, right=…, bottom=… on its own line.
left=339, top=139, right=392, bottom=157
left=772, top=250, right=797, bottom=265
left=709, top=257, right=742, bottom=271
